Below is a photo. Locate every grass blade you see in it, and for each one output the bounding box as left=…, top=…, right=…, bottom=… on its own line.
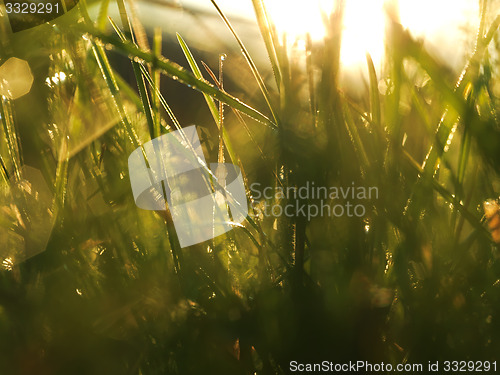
left=177, top=33, right=238, bottom=163
left=210, top=0, right=279, bottom=126
left=366, top=53, right=381, bottom=127
left=251, top=0, right=281, bottom=90
left=82, top=25, right=277, bottom=130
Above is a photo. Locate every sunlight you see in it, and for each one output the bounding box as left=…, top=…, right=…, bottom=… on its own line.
left=265, top=0, right=334, bottom=42
left=341, top=0, right=386, bottom=67
left=264, top=0, right=387, bottom=65
left=399, top=0, right=478, bottom=38
left=265, top=0, right=477, bottom=67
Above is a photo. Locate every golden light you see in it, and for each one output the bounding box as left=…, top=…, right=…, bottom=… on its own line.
left=265, top=0, right=387, bottom=65
left=265, top=0, right=335, bottom=42
left=341, top=0, right=386, bottom=67
left=265, top=0, right=477, bottom=67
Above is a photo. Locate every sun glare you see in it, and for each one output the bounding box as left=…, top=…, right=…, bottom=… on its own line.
left=265, top=0, right=334, bottom=42
left=341, top=0, right=386, bottom=67
left=265, top=0, right=477, bottom=67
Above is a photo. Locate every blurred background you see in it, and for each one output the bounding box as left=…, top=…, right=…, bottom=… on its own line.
left=0, top=0, right=500, bottom=374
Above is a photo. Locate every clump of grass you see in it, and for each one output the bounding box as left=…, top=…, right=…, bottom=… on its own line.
left=0, top=0, right=499, bottom=373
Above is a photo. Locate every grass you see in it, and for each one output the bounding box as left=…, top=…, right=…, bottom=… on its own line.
left=0, top=0, right=500, bottom=373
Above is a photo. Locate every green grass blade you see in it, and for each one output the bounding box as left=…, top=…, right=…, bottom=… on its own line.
left=79, top=0, right=140, bottom=149
left=90, top=40, right=140, bottom=149
left=152, top=27, right=162, bottom=138
left=343, top=101, right=370, bottom=171
left=366, top=53, right=381, bottom=127
left=0, top=97, right=22, bottom=182
left=82, top=25, right=277, bottom=130
left=306, top=34, right=316, bottom=119
left=97, top=0, right=111, bottom=30
left=109, top=16, right=156, bottom=139
left=210, top=0, right=279, bottom=126
left=457, top=127, right=471, bottom=187
left=401, top=149, right=489, bottom=238
left=0, top=155, right=8, bottom=182
left=412, top=15, right=500, bottom=178
left=176, top=33, right=220, bottom=127
left=251, top=0, right=281, bottom=90
left=177, top=34, right=238, bottom=163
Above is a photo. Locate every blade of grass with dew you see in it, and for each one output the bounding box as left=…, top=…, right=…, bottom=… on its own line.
left=412, top=14, right=500, bottom=178
left=138, top=61, right=252, bottom=225
left=201, top=60, right=275, bottom=247
left=81, top=24, right=277, bottom=130
left=108, top=17, right=181, bottom=133
left=343, top=101, right=370, bottom=171
left=86, top=3, right=188, bottom=276
left=176, top=33, right=236, bottom=163
left=401, top=149, right=489, bottom=238
left=202, top=57, right=287, bottom=250
left=210, top=0, right=279, bottom=126
left=0, top=97, right=22, bottom=182
left=124, top=0, right=150, bottom=51
left=90, top=40, right=140, bottom=149
left=141, top=60, right=260, bottom=249
left=110, top=17, right=203, bottom=276
left=403, top=14, right=500, bottom=218
left=109, top=14, right=155, bottom=140
left=79, top=0, right=140, bottom=149
left=217, top=54, right=224, bottom=164
left=113, top=0, right=154, bottom=130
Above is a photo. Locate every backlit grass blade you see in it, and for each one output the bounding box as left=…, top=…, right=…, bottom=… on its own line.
left=457, top=126, right=471, bottom=188
left=414, top=14, right=500, bottom=177
left=306, top=33, right=316, bottom=119
left=210, top=0, right=279, bottom=126
left=0, top=155, right=8, bottom=182
left=366, top=53, right=381, bottom=128
left=198, top=60, right=275, bottom=242
left=251, top=0, right=282, bottom=90
left=176, top=34, right=219, bottom=127
left=343, top=101, right=370, bottom=171
left=97, top=0, right=111, bottom=30
left=79, top=0, right=140, bottom=149
left=109, top=16, right=155, bottom=139
left=401, top=149, right=489, bottom=238
left=152, top=27, right=162, bottom=138
left=176, top=33, right=237, bottom=164
left=82, top=25, right=277, bottom=130
left=90, top=40, right=140, bottom=149
left=201, top=59, right=282, bottom=190
left=404, top=13, right=500, bottom=216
